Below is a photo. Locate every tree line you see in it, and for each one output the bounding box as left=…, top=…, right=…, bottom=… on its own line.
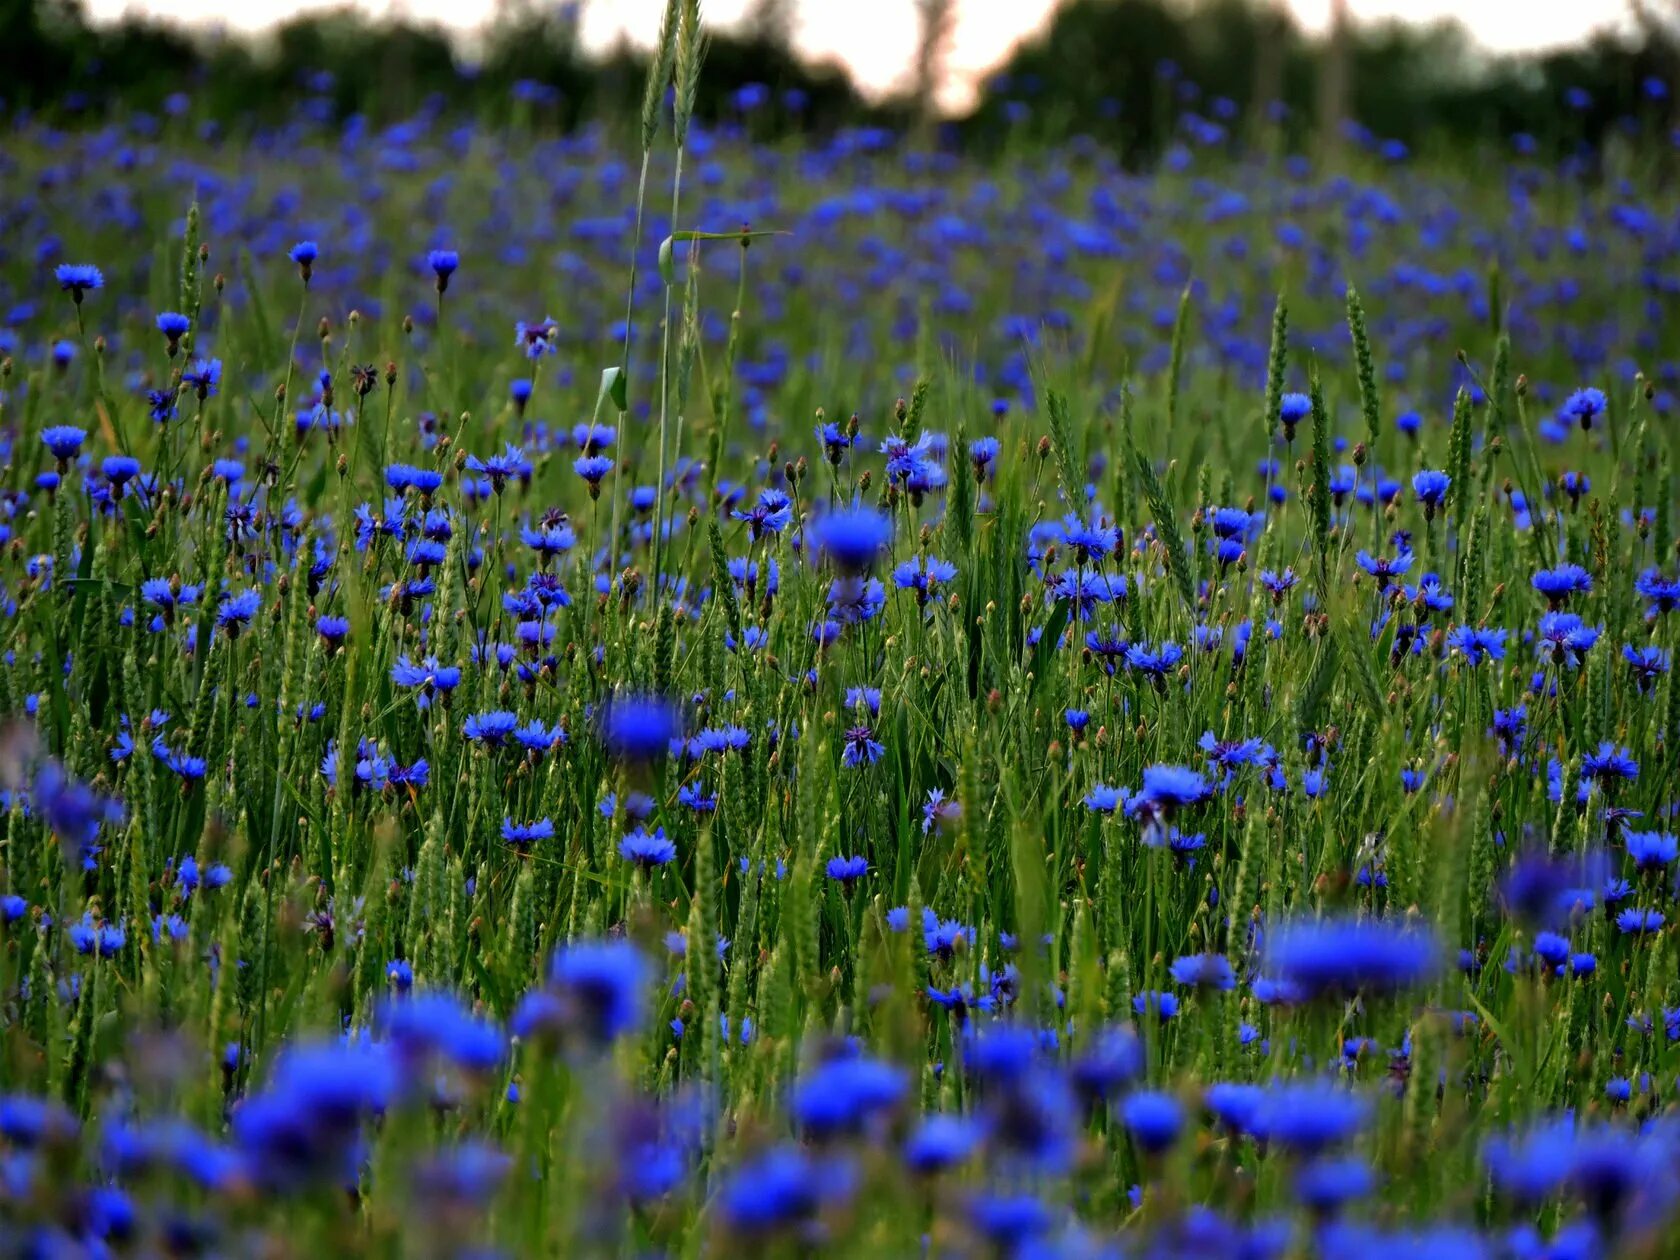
left=2, top=0, right=1675, bottom=162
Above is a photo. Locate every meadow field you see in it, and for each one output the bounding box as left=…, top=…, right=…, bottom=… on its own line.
left=1, top=15, right=1679, bottom=1256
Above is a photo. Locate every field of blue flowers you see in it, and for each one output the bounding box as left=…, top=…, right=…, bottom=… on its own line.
left=3, top=2, right=1680, bottom=1253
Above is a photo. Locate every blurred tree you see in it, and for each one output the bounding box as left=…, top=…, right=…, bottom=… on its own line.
left=0, top=0, right=1674, bottom=167
left=744, top=0, right=795, bottom=47
left=914, top=0, right=956, bottom=125
left=1318, top=0, right=1349, bottom=153
left=959, top=0, right=1679, bottom=166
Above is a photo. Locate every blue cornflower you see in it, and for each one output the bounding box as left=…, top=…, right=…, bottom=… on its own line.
left=826, top=855, right=869, bottom=885
left=1623, top=644, right=1670, bottom=693
left=574, top=455, right=614, bottom=494
left=687, top=726, right=751, bottom=757
left=619, top=827, right=676, bottom=868
left=1560, top=387, right=1607, bottom=430
left=315, top=614, right=350, bottom=648
left=288, top=240, right=318, bottom=281
left=791, top=1056, right=905, bottom=1137
left=1617, top=908, right=1665, bottom=935
left=1636, top=568, right=1680, bottom=618
left=427, top=248, right=459, bottom=292
left=534, top=938, right=649, bottom=1045
left=968, top=435, right=1000, bottom=477
left=520, top=516, right=576, bottom=559
left=35, top=761, right=121, bottom=849
left=1069, top=1027, right=1143, bottom=1102
left=175, top=854, right=232, bottom=894
left=69, top=912, right=126, bottom=956
left=1531, top=564, right=1593, bottom=607
left=463, top=711, right=519, bottom=746
left=1209, top=506, right=1256, bottom=541
left=879, top=432, right=937, bottom=484
left=1125, top=641, right=1183, bottom=678
left=501, top=817, right=555, bottom=848
left=1410, top=470, right=1450, bottom=514
left=1060, top=514, right=1119, bottom=563
left=1128, top=764, right=1210, bottom=817
left=1294, top=1157, right=1375, bottom=1213
left=731, top=489, right=793, bottom=540
left=961, top=1024, right=1039, bottom=1083
left=903, top=1115, right=982, bottom=1172
left=572, top=421, right=614, bottom=453
left=147, top=387, right=179, bottom=422
left=845, top=687, right=880, bottom=715
left=1249, top=1083, right=1371, bottom=1152
left=1278, top=391, right=1311, bottom=435
left=842, top=725, right=884, bottom=768
left=1120, top=1091, right=1183, bottom=1154
left=515, top=318, right=558, bottom=358
left=717, top=1145, right=851, bottom=1234
left=1165, top=828, right=1208, bottom=861
left=1484, top=1120, right=1577, bottom=1203
left=1051, top=568, right=1127, bottom=620
left=1626, top=831, right=1678, bottom=870
left=377, top=992, right=504, bottom=1072
left=968, top=1194, right=1053, bottom=1249
left=1206, top=1082, right=1266, bottom=1131
left=1536, top=612, right=1601, bottom=668
left=389, top=655, right=463, bottom=706
left=922, top=788, right=961, bottom=835
left=1402, top=574, right=1453, bottom=616
left=1263, top=915, right=1439, bottom=998
left=156, top=311, right=190, bottom=350
left=465, top=443, right=528, bottom=493
left=1132, top=990, right=1180, bottom=1022
left=815, top=420, right=853, bottom=463
left=181, top=358, right=221, bottom=399
left=1169, top=952, right=1236, bottom=990
left=215, top=589, right=261, bottom=637
left=1083, top=784, right=1127, bottom=814
left=600, top=695, right=682, bottom=763
left=1198, top=730, right=1263, bottom=773
left=1532, top=932, right=1570, bottom=969
left=41, top=426, right=87, bottom=462
left=1259, top=568, right=1299, bottom=601
left=56, top=263, right=104, bottom=301
left=101, top=455, right=142, bottom=495
left=812, top=506, right=892, bottom=572
left=677, top=781, right=717, bottom=812
left=922, top=909, right=973, bottom=960
left=1445, top=625, right=1506, bottom=666
left=1355, top=549, right=1413, bottom=584
left=892, top=555, right=958, bottom=605
left=1581, top=742, right=1638, bottom=784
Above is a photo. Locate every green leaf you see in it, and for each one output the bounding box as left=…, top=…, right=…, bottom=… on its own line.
left=664, top=229, right=789, bottom=242
left=1028, top=598, right=1072, bottom=699
left=1128, top=438, right=1195, bottom=612
left=598, top=365, right=628, bottom=413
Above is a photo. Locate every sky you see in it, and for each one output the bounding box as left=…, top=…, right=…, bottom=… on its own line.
left=81, top=0, right=1630, bottom=111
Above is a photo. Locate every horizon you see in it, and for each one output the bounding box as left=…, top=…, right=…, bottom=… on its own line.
left=79, top=0, right=1630, bottom=111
